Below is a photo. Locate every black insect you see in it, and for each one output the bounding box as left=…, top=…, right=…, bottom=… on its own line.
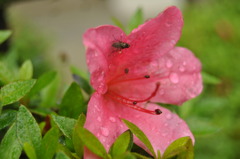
left=112, top=41, right=130, bottom=50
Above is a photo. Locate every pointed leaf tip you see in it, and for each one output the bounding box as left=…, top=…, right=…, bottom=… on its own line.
left=122, top=119, right=156, bottom=158
left=162, top=136, right=194, bottom=159
left=78, top=127, right=108, bottom=158
left=109, top=130, right=133, bottom=157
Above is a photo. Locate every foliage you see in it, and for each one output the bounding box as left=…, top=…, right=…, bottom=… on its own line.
left=1, top=0, right=239, bottom=158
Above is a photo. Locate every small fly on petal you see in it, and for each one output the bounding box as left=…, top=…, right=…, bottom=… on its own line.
left=112, top=41, right=130, bottom=53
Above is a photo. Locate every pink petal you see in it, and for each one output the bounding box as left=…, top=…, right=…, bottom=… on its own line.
left=106, top=6, right=183, bottom=84
left=108, top=47, right=202, bottom=105
left=83, top=26, right=126, bottom=93
left=84, top=93, right=194, bottom=158
left=83, top=6, right=183, bottom=93
left=128, top=6, right=183, bottom=58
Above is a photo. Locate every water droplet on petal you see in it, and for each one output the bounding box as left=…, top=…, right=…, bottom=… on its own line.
left=161, top=132, right=168, bottom=137
left=102, top=138, right=106, bottom=143
left=94, top=51, right=98, bottom=57
left=170, top=40, right=176, bottom=45
left=166, top=113, right=172, bottom=119
left=109, top=117, right=116, bottom=123
left=159, top=89, right=165, bottom=95
left=169, top=73, right=179, bottom=84
left=165, top=22, right=171, bottom=27
left=135, top=115, right=140, bottom=118
left=150, top=125, right=156, bottom=131
left=94, top=105, right=100, bottom=112
left=97, top=117, right=102, bottom=122
left=179, top=66, right=185, bottom=72
left=98, top=83, right=108, bottom=94
left=100, top=127, right=109, bottom=137
left=166, top=60, right=173, bottom=68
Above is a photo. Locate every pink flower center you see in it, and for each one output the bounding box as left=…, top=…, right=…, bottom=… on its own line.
left=106, top=80, right=162, bottom=115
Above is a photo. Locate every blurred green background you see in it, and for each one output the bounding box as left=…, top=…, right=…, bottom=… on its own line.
left=179, top=0, right=240, bottom=158
left=1, top=0, right=240, bottom=158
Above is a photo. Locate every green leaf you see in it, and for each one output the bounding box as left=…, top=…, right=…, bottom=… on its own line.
left=27, top=71, right=57, bottom=97
left=70, top=66, right=89, bottom=80
left=55, top=151, right=71, bottom=159
left=0, top=61, right=15, bottom=84
left=131, top=152, right=152, bottom=159
left=72, top=114, right=86, bottom=157
left=0, top=124, right=22, bottom=159
left=70, top=66, right=92, bottom=94
left=16, top=105, right=42, bottom=154
left=114, top=152, right=137, bottom=159
left=126, top=8, right=144, bottom=34
left=162, top=136, right=194, bottom=159
left=157, top=150, right=162, bottom=159
left=23, top=142, right=37, bottom=159
left=0, top=79, right=36, bottom=106
left=111, top=17, right=126, bottom=33
left=202, top=71, right=221, bottom=85
left=57, top=144, right=76, bottom=159
left=19, top=60, right=33, bottom=80
left=40, top=73, right=60, bottom=108
left=77, top=127, right=108, bottom=158
left=0, top=61, right=14, bottom=84
left=109, top=130, right=133, bottom=157
left=0, top=30, right=11, bottom=44
left=0, top=109, right=17, bottom=130
left=40, top=127, right=59, bottom=159
left=52, top=114, right=76, bottom=139
left=122, top=119, right=156, bottom=158
left=59, top=82, right=86, bottom=119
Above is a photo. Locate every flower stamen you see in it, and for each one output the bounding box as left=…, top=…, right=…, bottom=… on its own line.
left=106, top=82, right=161, bottom=115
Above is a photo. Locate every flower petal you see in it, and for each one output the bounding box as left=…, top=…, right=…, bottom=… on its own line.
left=108, top=47, right=202, bottom=105
left=84, top=93, right=194, bottom=158
left=122, top=103, right=195, bottom=155
left=83, top=7, right=184, bottom=93
left=128, top=6, right=183, bottom=57
left=83, top=26, right=126, bottom=93
left=106, top=6, right=184, bottom=85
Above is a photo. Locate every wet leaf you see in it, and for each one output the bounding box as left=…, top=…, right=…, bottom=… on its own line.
left=16, top=105, right=42, bottom=154
left=1, top=79, right=36, bottom=106
left=0, top=124, right=22, bottom=159
left=52, top=114, right=76, bottom=139
left=0, top=110, right=17, bottom=130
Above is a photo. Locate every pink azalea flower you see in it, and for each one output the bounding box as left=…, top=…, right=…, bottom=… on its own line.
left=83, top=6, right=202, bottom=158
